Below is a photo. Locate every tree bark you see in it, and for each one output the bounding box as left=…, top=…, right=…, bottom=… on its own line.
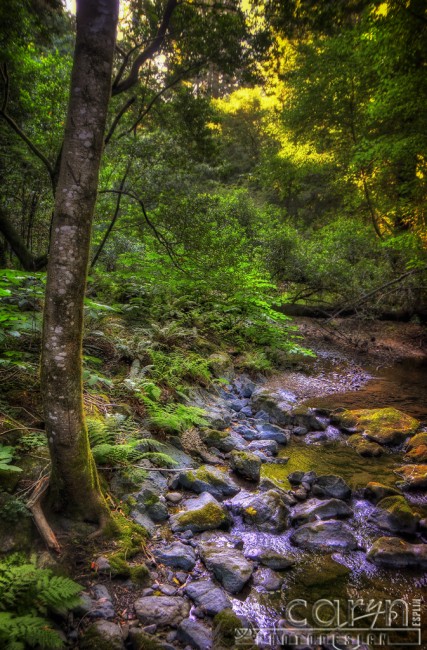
left=41, top=0, right=119, bottom=522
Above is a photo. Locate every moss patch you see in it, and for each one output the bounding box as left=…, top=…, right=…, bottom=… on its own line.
left=175, top=502, right=230, bottom=531
left=298, top=556, right=350, bottom=587
left=406, top=432, right=427, bottom=451
left=404, top=445, right=427, bottom=463
left=395, top=464, right=427, bottom=489
left=347, top=434, right=383, bottom=457
left=213, top=609, right=242, bottom=647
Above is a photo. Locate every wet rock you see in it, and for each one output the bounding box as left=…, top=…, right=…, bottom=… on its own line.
left=405, top=432, right=427, bottom=451
left=291, top=498, right=353, bottom=525
left=178, top=618, right=213, bottom=650
left=239, top=406, right=253, bottom=418
left=199, top=429, right=245, bottom=452
left=166, top=492, right=183, bottom=504
left=198, top=540, right=253, bottom=593
left=128, top=628, right=164, bottom=650
left=134, top=487, right=169, bottom=523
left=371, top=495, right=420, bottom=534
left=254, top=410, right=270, bottom=421
left=290, top=406, right=328, bottom=430
left=244, top=547, right=295, bottom=570
left=228, top=489, right=289, bottom=533
left=251, top=387, right=297, bottom=425
left=170, top=492, right=231, bottom=533
left=177, top=465, right=239, bottom=499
left=293, top=426, right=308, bottom=436
left=93, top=557, right=111, bottom=573
left=230, top=450, right=261, bottom=481
left=334, top=408, right=419, bottom=446
left=158, top=584, right=178, bottom=596
left=288, top=471, right=305, bottom=485
left=364, top=482, right=402, bottom=503
left=184, top=579, right=231, bottom=616
left=89, top=585, right=115, bottom=620
left=347, top=434, right=383, bottom=457
left=292, top=488, right=308, bottom=501
left=367, top=537, right=427, bottom=568
left=229, top=399, right=247, bottom=412
left=252, top=567, right=283, bottom=591
left=234, top=376, right=256, bottom=398
left=404, top=445, right=427, bottom=463
left=312, top=475, right=351, bottom=500
left=305, top=431, right=327, bottom=443
left=259, top=477, right=294, bottom=503
left=80, top=620, right=125, bottom=650
left=134, top=596, right=190, bottom=628
left=247, top=439, right=279, bottom=455
left=233, top=424, right=260, bottom=440
left=255, top=422, right=290, bottom=444
left=298, top=555, right=350, bottom=587
left=394, top=464, right=427, bottom=490
left=290, top=520, right=358, bottom=552
left=154, top=542, right=196, bottom=571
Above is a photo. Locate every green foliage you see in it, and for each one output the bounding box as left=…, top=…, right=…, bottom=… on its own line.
left=0, top=558, right=81, bottom=649
left=0, top=445, right=22, bottom=473
left=143, top=398, right=208, bottom=433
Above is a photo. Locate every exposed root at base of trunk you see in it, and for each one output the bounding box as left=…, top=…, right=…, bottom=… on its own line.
left=27, top=476, right=61, bottom=554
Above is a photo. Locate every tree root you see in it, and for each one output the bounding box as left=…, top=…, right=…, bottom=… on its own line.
left=27, top=476, right=61, bottom=554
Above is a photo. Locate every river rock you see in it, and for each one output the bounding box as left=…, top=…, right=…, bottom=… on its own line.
left=312, top=475, right=351, bottom=500
left=198, top=541, right=253, bottom=593
left=371, top=495, right=420, bottom=534
left=178, top=618, right=213, bottom=650
left=250, top=387, right=297, bottom=425
left=154, top=542, right=196, bottom=571
left=405, top=432, right=427, bottom=451
left=177, top=465, right=239, bottom=499
left=290, top=520, right=358, bottom=552
left=81, top=621, right=125, bottom=650
left=230, top=450, right=261, bottom=481
left=252, top=567, right=283, bottom=591
left=247, top=439, right=279, bottom=455
left=334, top=408, right=419, bottom=446
left=298, top=555, right=350, bottom=587
left=394, top=464, right=427, bottom=490
left=244, top=547, right=295, bottom=570
left=364, top=482, right=402, bottom=503
left=291, top=498, right=352, bottom=525
left=234, top=376, right=256, bottom=398
left=170, top=492, right=231, bottom=533
left=347, top=434, right=383, bottom=457
left=229, top=489, right=289, bottom=533
left=128, top=628, right=165, bottom=650
left=200, top=429, right=245, bottom=452
left=367, top=537, right=427, bottom=568
left=204, top=406, right=232, bottom=430
left=404, top=445, right=427, bottom=463
left=184, top=579, right=231, bottom=616
left=255, top=422, right=290, bottom=444
left=134, top=596, right=190, bottom=628
left=233, top=424, right=260, bottom=440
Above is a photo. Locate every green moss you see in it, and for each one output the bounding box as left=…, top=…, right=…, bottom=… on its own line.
left=347, top=434, right=383, bottom=457
left=406, top=432, right=427, bottom=451
left=177, top=502, right=229, bottom=530
left=103, top=512, right=148, bottom=557
left=107, top=552, right=149, bottom=584
left=186, top=465, right=227, bottom=487
left=80, top=623, right=123, bottom=650
left=214, top=608, right=242, bottom=646
left=128, top=630, right=164, bottom=650
left=378, top=495, right=414, bottom=517
left=340, top=408, right=419, bottom=445
left=129, top=563, right=150, bottom=585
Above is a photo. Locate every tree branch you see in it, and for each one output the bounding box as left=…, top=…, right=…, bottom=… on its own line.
left=0, top=64, right=54, bottom=184
left=0, top=205, right=48, bottom=270
left=112, top=0, right=179, bottom=95
left=104, top=96, right=136, bottom=145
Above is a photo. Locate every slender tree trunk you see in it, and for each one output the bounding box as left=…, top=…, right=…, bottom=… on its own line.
left=41, top=0, right=119, bottom=522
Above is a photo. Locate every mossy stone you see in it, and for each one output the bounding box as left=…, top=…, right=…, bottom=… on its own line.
left=337, top=408, right=419, bottom=446
left=213, top=608, right=242, bottom=647
left=347, top=434, right=383, bottom=457
left=298, top=556, right=350, bottom=587
left=174, top=501, right=230, bottom=532
left=404, top=445, right=427, bottom=463
left=406, top=432, right=427, bottom=451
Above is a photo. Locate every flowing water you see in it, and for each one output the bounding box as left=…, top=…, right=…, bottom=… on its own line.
left=228, top=360, right=427, bottom=649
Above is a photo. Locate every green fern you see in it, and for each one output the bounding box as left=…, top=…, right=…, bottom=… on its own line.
left=0, top=445, right=22, bottom=473
left=91, top=441, right=143, bottom=466
left=140, top=452, right=178, bottom=468
left=0, top=613, right=63, bottom=649
left=143, top=398, right=207, bottom=433
left=86, top=417, right=115, bottom=447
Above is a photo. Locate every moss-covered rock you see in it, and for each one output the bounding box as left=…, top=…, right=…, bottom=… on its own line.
left=128, top=628, right=164, bottom=650
left=372, top=495, right=420, bottom=534
left=336, top=408, right=419, bottom=446
left=394, top=464, right=427, bottom=490
left=298, top=555, right=350, bottom=587
left=367, top=537, right=427, bottom=568
left=364, top=482, right=402, bottom=503
left=107, top=552, right=150, bottom=584
left=214, top=609, right=244, bottom=647
left=229, top=489, right=289, bottom=533
left=230, top=450, right=261, bottom=482
left=405, top=432, right=427, bottom=451
left=170, top=492, right=231, bottom=533
left=80, top=621, right=125, bottom=650
left=177, top=465, right=239, bottom=499
left=208, top=352, right=234, bottom=379
left=200, top=428, right=242, bottom=452
left=347, top=434, right=383, bottom=457
left=404, top=445, right=427, bottom=463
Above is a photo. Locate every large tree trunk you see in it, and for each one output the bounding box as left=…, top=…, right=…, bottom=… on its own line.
left=41, top=0, right=119, bottom=521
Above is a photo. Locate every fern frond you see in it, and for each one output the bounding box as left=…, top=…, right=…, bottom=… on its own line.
left=140, top=452, right=178, bottom=468
left=0, top=612, right=63, bottom=649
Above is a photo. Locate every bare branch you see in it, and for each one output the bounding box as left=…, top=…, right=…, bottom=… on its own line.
left=112, top=0, right=179, bottom=95
left=104, top=95, right=136, bottom=145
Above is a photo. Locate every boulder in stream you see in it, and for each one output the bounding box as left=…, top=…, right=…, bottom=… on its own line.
left=229, top=489, right=290, bottom=533
left=229, top=449, right=261, bottom=481
left=250, top=387, right=297, bottom=425
left=364, top=482, right=402, bottom=503
left=334, top=407, right=419, bottom=446
left=244, top=547, right=295, bottom=570
left=177, top=465, right=239, bottom=499
left=290, top=520, right=358, bottom=552
left=347, top=434, right=383, bottom=457
left=291, top=497, right=353, bottom=525
left=367, top=537, right=427, bottom=568
left=134, top=595, right=190, bottom=627
left=153, top=541, right=196, bottom=571
left=404, top=445, right=427, bottom=463
left=255, top=422, right=290, bottom=444
left=199, top=428, right=245, bottom=452
left=394, top=464, right=427, bottom=490
left=312, top=474, right=351, bottom=500
left=170, top=492, right=231, bottom=533
left=198, top=540, right=253, bottom=594
left=370, top=495, right=420, bottom=534
left=184, top=579, right=231, bottom=616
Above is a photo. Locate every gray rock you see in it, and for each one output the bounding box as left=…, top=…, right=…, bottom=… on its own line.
left=184, top=579, right=231, bottom=616
left=247, top=439, right=279, bottom=455
left=234, top=424, right=260, bottom=440
left=230, top=449, right=261, bottom=481
left=228, top=489, right=289, bottom=533
left=251, top=387, right=297, bottom=424
left=293, top=426, right=308, bottom=436
left=367, top=537, right=427, bottom=568
left=158, top=584, right=178, bottom=596
left=288, top=471, right=304, bottom=485
left=200, top=429, right=245, bottom=452
left=72, top=592, right=94, bottom=617
left=290, top=520, right=358, bottom=552
left=177, top=466, right=239, bottom=499
left=239, top=406, right=253, bottom=418
left=92, top=584, right=112, bottom=601
left=81, top=621, right=124, bottom=650
left=134, top=596, right=190, bottom=628
left=244, top=547, right=295, bottom=570
left=306, top=431, right=327, bottom=443
left=166, top=492, right=183, bottom=504
left=93, top=556, right=111, bottom=573
left=154, top=542, right=197, bottom=571
left=312, top=475, right=351, bottom=500
left=205, top=407, right=232, bottom=430
left=170, top=492, right=231, bottom=533
left=255, top=422, right=290, bottom=444
left=252, top=567, right=283, bottom=591
left=291, top=498, right=353, bottom=525
left=178, top=618, right=213, bottom=650
left=230, top=399, right=247, bottom=412
left=234, top=376, right=256, bottom=398
left=199, top=541, right=253, bottom=594
left=369, top=495, right=419, bottom=534
left=254, top=410, right=271, bottom=421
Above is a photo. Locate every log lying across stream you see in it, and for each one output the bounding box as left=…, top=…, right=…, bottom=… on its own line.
left=276, top=303, right=427, bottom=322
